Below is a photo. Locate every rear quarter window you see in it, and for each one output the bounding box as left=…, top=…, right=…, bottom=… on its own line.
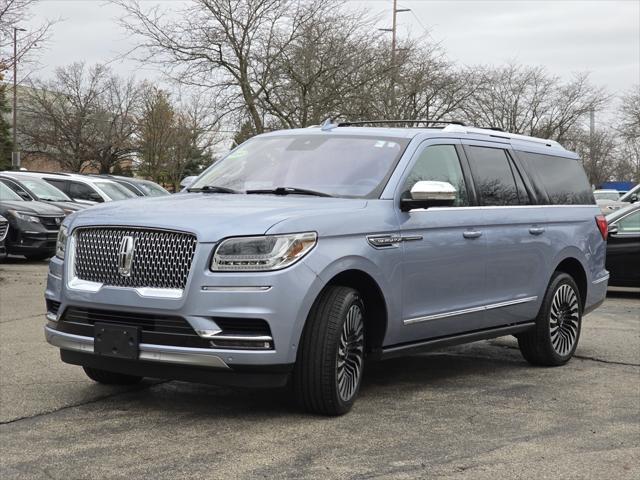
left=516, top=151, right=595, bottom=205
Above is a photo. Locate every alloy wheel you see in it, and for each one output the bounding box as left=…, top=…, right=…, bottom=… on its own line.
left=336, top=304, right=364, bottom=402
left=549, top=284, right=580, bottom=356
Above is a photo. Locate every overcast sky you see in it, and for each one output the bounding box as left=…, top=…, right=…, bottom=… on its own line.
left=24, top=0, right=639, bottom=100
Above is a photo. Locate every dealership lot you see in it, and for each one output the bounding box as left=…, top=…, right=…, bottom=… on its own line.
left=0, top=259, right=638, bottom=480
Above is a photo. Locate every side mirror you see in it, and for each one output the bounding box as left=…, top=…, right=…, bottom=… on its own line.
left=608, top=224, right=618, bottom=236
left=401, top=181, right=457, bottom=211
left=18, top=191, right=32, bottom=201
left=630, top=194, right=638, bottom=204
left=88, top=192, right=104, bottom=202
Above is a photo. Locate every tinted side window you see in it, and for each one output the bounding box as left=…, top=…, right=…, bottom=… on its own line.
left=402, top=145, right=469, bottom=206
left=69, top=182, right=101, bottom=202
left=466, top=146, right=523, bottom=206
left=517, top=151, right=595, bottom=205
left=46, top=179, right=68, bottom=193
left=1, top=179, right=27, bottom=197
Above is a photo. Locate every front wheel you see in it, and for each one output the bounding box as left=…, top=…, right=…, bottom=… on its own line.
left=517, top=272, right=582, bottom=366
left=293, top=286, right=365, bottom=416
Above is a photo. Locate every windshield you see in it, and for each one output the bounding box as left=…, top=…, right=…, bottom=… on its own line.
left=95, top=182, right=137, bottom=201
left=18, top=178, right=71, bottom=201
left=0, top=182, right=24, bottom=201
left=594, top=191, right=620, bottom=201
left=619, top=185, right=639, bottom=202
left=190, top=134, right=409, bottom=198
left=139, top=180, right=170, bottom=196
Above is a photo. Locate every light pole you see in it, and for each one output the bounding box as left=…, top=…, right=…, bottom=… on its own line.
left=12, top=27, right=26, bottom=170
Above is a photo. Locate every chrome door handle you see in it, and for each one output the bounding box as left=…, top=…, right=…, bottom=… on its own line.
left=463, top=230, right=482, bottom=239
left=529, top=227, right=545, bottom=235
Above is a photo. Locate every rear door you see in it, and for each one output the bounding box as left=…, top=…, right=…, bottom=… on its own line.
left=462, top=142, right=548, bottom=326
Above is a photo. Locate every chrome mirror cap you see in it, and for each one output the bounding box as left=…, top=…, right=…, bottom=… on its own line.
left=410, top=181, right=457, bottom=202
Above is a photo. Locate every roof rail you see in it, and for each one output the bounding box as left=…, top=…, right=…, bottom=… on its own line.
left=442, top=124, right=564, bottom=149
left=9, top=170, right=72, bottom=176
left=337, top=119, right=466, bottom=128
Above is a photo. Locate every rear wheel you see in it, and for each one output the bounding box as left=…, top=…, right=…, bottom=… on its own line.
left=517, top=272, right=582, bottom=366
left=293, top=286, right=365, bottom=416
left=83, top=366, right=143, bottom=385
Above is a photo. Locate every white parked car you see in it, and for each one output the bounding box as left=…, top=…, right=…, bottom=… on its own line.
left=595, top=185, right=639, bottom=214
left=13, top=172, right=137, bottom=204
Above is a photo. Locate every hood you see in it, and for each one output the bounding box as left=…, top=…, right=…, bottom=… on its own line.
left=67, top=193, right=368, bottom=242
left=45, top=200, right=87, bottom=212
left=0, top=200, right=66, bottom=216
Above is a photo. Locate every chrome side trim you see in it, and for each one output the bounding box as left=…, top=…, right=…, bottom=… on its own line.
left=409, top=204, right=599, bottom=213
left=404, top=296, right=539, bottom=325
left=201, top=286, right=272, bottom=292
left=44, top=326, right=230, bottom=369
left=592, top=274, right=610, bottom=285
left=367, top=233, right=423, bottom=249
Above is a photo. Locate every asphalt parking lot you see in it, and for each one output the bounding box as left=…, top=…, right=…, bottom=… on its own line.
left=0, top=259, right=638, bottom=480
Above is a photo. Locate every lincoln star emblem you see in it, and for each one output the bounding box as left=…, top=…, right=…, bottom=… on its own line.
left=117, top=236, right=135, bottom=277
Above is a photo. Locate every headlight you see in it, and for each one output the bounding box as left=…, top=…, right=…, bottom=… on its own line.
left=211, top=232, right=317, bottom=271
left=10, top=210, right=41, bottom=223
left=56, top=225, right=68, bottom=260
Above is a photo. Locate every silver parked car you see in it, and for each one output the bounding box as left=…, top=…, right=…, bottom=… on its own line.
left=44, top=121, right=608, bottom=415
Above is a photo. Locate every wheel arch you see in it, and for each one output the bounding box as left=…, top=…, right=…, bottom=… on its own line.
left=321, top=269, right=388, bottom=355
left=553, top=256, right=588, bottom=310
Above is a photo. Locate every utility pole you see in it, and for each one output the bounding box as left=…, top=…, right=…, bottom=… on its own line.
left=379, top=0, right=410, bottom=116
left=589, top=108, right=596, bottom=177
left=12, top=27, right=26, bottom=170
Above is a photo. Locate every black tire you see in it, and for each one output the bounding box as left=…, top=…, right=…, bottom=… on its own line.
left=517, top=272, right=582, bottom=366
left=293, top=286, right=365, bottom=416
left=83, top=366, right=143, bottom=385
left=24, top=253, right=51, bottom=261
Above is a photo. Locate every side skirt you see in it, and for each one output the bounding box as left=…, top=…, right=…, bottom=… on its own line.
left=377, top=322, right=535, bottom=360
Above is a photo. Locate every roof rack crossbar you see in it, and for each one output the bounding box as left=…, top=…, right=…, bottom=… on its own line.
left=337, top=119, right=466, bottom=127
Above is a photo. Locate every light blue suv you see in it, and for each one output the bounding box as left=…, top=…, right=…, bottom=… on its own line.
left=44, top=121, right=609, bottom=415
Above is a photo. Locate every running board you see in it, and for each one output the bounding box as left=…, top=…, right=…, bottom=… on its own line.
left=378, top=322, right=535, bottom=360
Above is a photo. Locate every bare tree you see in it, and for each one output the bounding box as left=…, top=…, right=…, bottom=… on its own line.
left=565, top=128, right=619, bottom=186
left=19, top=62, right=141, bottom=172
left=138, top=87, right=219, bottom=188
left=0, top=0, right=57, bottom=79
left=258, top=6, right=388, bottom=127
left=115, top=0, right=330, bottom=135
left=615, top=86, right=640, bottom=181
left=461, top=64, right=608, bottom=141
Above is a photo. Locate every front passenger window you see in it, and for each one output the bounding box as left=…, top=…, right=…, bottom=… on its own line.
left=402, top=145, right=469, bottom=206
left=69, top=182, right=103, bottom=202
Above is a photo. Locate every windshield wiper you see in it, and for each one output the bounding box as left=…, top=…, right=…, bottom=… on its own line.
left=245, top=187, right=333, bottom=197
left=187, top=185, right=240, bottom=194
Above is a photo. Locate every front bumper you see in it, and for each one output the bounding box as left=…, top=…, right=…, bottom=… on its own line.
left=6, top=228, right=57, bottom=255
left=44, top=243, right=326, bottom=371
left=45, top=325, right=230, bottom=368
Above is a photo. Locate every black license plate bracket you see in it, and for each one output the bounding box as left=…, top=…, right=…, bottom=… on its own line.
left=94, top=323, right=140, bottom=360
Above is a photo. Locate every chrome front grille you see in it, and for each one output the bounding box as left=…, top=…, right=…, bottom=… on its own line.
left=0, top=221, right=7, bottom=241
left=74, top=228, right=197, bottom=289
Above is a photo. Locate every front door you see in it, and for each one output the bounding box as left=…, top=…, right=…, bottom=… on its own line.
left=393, top=140, right=488, bottom=345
